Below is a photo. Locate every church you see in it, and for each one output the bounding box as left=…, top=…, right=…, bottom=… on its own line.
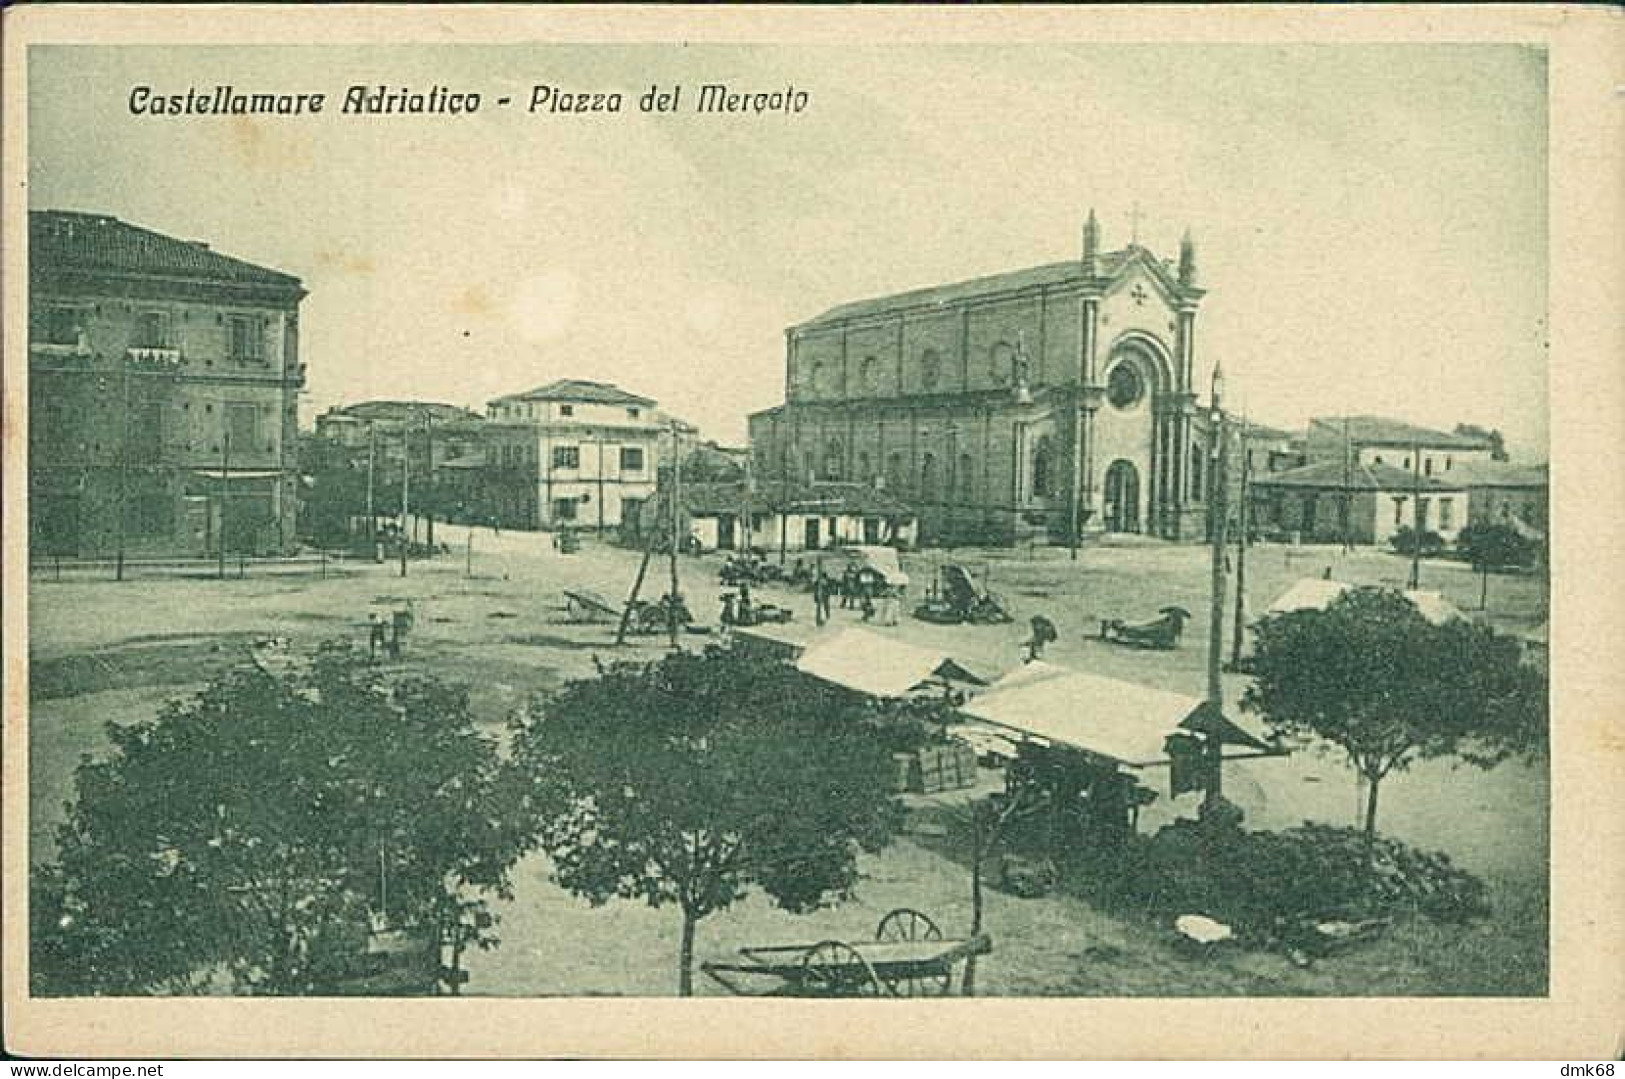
left=748, top=212, right=1218, bottom=547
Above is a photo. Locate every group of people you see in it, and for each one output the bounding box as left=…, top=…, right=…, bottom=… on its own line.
left=366, top=605, right=414, bottom=660
left=809, top=562, right=900, bottom=627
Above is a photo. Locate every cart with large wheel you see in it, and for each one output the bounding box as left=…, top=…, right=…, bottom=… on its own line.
left=700, top=908, right=990, bottom=998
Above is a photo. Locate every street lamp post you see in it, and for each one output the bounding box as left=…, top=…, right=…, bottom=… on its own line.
left=1204, top=364, right=1228, bottom=812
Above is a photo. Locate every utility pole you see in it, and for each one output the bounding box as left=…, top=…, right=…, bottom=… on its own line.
left=1408, top=440, right=1423, bottom=590
left=1341, top=417, right=1353, bottom=554
left=365, top=422, right=377, bottom=543
left=739, top=452, right=754, bottom=554
left=596, top=432, right=606, bottom=535
left=115, top=365, right=130, bottom=582
left=667, top=420, right=682, bottom=650
left=778, top=449, right=789, bottom=564
left=399, top=420, right=411, bottom=578
left=424, top=412, right=435, bottom=549
left=1204, top=365, right=1228, bottom=811
left=218, top=430, right=231, bottom=581
left=1231, top=415, right=1251, bottom=669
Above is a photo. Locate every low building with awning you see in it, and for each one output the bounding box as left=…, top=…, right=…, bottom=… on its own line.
left=671, top=480, right=918, bottom=553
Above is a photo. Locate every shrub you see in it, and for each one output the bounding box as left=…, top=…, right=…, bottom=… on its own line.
left=1391, top=526, right=1446, bottom=557
left=1075, top=820, right=1490, bottom=950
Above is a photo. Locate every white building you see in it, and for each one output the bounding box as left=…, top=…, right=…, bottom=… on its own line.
left=673, top=479, right=918, bottom=553
left=483, top=379, right=693, bottom=531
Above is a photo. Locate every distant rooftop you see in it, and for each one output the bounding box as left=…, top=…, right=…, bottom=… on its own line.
left=798, top=245, right=1192, bottom=329
left=1447, top=459, right=1549, bottom=488
left=680, top=479, right=914, bottom=518
left=324, top=400, right=485, bottom=424
left=1251, top=459, right=1463, bottom=492
left=30, top=210, right=303, bottom=291
left=492, top=379, right=656, bottom=407
left=1308, top=415, right=1491, bottom=450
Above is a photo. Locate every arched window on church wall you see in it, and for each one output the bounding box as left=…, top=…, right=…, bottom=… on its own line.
left=823, top=441, right=844, bottom=481
left=1032, top=436, right=1058, bottom=499
left=886, top=451, right=905, bottom=492
left=919, top=453, right=939, bottom=505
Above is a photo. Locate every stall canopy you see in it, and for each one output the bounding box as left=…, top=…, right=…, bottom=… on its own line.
left=1265, top=578, right=1464, bottom=625
left=959, top=662, right=1273, bottom=769
left=794, top=627, right=984, bottom=699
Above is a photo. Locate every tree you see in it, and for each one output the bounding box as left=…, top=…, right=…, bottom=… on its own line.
left=1455, top=521, right=1537, bottom=609
left=1243, top=588, right=1546, bottom=859
left=1454, top=423, right=1509, bottom=462
left=508, top=646, right=907, bottom=996
left=33, top=641, right=529, bottom=996
left=1390, top=525, right=1445, bottom=558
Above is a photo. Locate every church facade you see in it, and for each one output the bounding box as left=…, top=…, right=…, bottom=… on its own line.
left=748, top=213, right=1216, bottom=547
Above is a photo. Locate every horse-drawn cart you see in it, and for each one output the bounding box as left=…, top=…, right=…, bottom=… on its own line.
left=701, top=908, right=990, bottom=998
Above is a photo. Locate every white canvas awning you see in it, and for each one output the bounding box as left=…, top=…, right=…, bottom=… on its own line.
left=959, top=662, right=1271, bottom=768
left=1265, top=578, right=1463, bottom=625
left=794, top=627, right=983, bottom=699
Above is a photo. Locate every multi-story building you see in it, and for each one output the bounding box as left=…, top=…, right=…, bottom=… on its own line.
left=1301, top=415, right=1495, bottom=480
left=28, top=211, right=307, bottom=557
left=1249, top=460, right=1470, bottom=547
left=481, top=379, right=692, bottom=531
left=314, top=400, right=486, bottom=466
left=748, top=211, right=1218, bottom=547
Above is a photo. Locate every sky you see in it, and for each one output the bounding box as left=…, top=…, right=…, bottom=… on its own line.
left=29, top=43, right=1548, bottom=456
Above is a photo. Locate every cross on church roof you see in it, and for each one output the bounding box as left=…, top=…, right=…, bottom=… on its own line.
left=1128, top=202, right=1145, bottom=244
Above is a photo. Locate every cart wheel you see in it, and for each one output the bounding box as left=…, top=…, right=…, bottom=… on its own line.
left=876, top=908, right=942, bottom=943
left=874, top=909, right=951, bottom=997
left=798, top=940, right=885, bottom=998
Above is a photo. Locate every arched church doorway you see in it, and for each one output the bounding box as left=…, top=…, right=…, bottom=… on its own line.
left=1104, top=459, right=1140, bottom=533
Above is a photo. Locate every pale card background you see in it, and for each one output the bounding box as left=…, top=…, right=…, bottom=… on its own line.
left=3, top=3, right=1620, bottom=1060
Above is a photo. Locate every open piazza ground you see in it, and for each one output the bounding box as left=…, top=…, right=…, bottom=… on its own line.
left=27, top=527, right=1549, bottom=996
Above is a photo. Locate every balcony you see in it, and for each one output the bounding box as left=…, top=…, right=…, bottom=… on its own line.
left=30, top=339, right=93, bottom=368
left=125, top=347, right=185, bottom=372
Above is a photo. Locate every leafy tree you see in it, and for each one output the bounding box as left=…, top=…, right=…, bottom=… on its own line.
left=1455, top=522, right=1538, bottom=609
left=508, top=646, right=906, bottom=996
left=33, top=641, right=529, bottom=996
left=1453, top=423, right=1509, bottom=462
left=1390, top=526, right=1445, bottom=558
left=1243, top=588, right=1546, bottom=859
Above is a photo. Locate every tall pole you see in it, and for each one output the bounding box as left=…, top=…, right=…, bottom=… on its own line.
left=1204, top=366, right=1228, bottom=809
left=667, top=421, right=682, bottom=650
left=1408, top=439, right=1422, bottom=590
left=777, top=438, right=788, bottom=565
left=218, top=430, right=231, bottom=581
left=596, top=432, right=606, bottom=535
left=115, top=366, right=130, bottom=581
left=425, top=413, right=435, bottom=548
left=399, top=420, right=411, bottom=578
left=1231, top=415, right=1251, bottom=669
left=739, top=453, right=753, bottom=553
left=1341, top=417, right=1353, bottom=554
left=365, top=422, right=376, bottom=541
